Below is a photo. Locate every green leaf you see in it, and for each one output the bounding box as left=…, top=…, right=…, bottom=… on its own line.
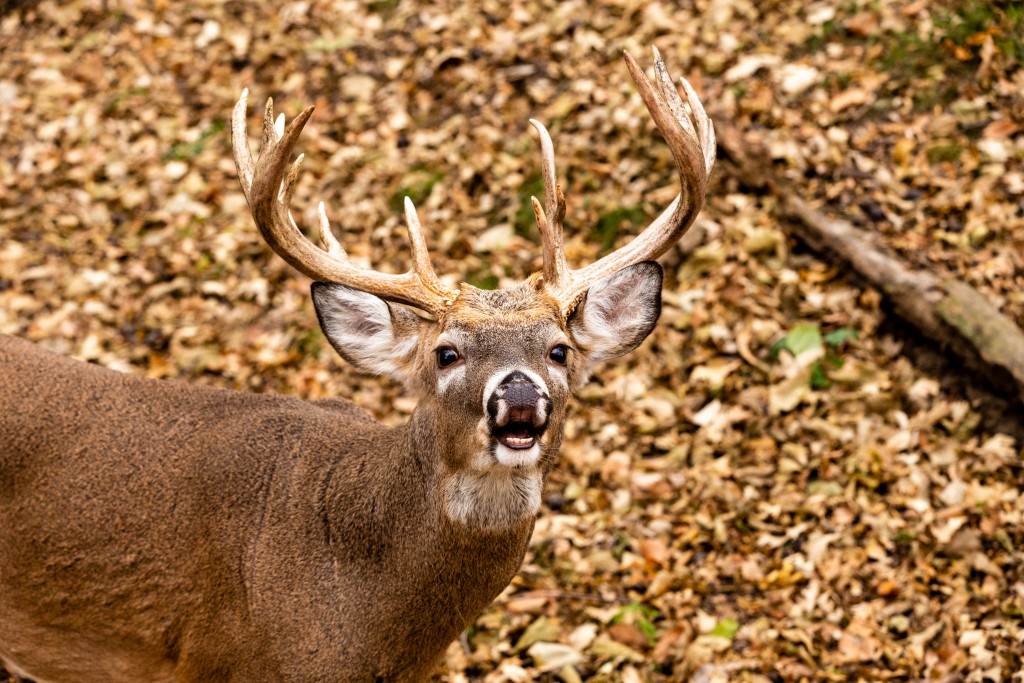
left=783, top=324, right=823, bottom=356
left=636, top=618, right=657, bottom=646
left=769, top=338, right=787, bottom=361
left=823, top=349, right=845, bottom=368
left=824, top=327, right=859, bottom=348
left=611, top=601, right=659, bottom=624
left=809, top=361, right=830, bottom=389
left=709, top=617, right=739, bottom=640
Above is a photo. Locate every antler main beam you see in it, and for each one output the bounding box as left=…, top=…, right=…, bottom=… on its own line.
left=530, top=47, right=716, bottom=316
left=230, top=90, right=455, bottom=316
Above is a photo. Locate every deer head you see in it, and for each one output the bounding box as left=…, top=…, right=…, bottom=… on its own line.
left=231, top=47, right=715, bottom=530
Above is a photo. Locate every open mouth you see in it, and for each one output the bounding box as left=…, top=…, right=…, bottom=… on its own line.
left=492, top=421, right=541, bottom=450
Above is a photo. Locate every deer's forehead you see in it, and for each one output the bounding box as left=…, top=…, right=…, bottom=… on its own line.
left=440, top=286, right=563, bottom=331
left=440, top=313, right=563, bottom=344
left=428, top=288, right=560, bottom=348
left=445, top=319, right=561, bottom=346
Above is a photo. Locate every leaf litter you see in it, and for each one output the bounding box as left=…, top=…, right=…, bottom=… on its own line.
left=1, top=0, right=1023, bottom=681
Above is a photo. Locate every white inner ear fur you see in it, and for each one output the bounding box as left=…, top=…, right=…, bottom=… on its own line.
left=570, top=264, right=661, bottom=367
left=314, top=286, right=418, bottom=381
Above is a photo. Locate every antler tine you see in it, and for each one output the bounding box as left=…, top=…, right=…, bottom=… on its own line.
left=281, top=153, right=304, bottom=222
left=403, top=197, right=450, bottom=301
left=317, top=202, right=348, bottom=261
left=528, top=119, right=568, bottom=288
left=677, top=72, right=716, bottom=174
left=230, top=89, right=255, bottom=204
left=652, top=46, right=698, bottom=143
left=540, top=47, right=715, bottom=315
left=231, top=91, right=455, bottom=316
left=262, top=98, right=281, bottom=149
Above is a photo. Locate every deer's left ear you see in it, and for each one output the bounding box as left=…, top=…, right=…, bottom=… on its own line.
left=567, top=261, right=663, bottom=368
left=311, top=282, right=423, bottom=384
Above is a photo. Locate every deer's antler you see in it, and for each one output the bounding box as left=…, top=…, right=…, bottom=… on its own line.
left=529, top=47, right=716, bottom=316
left=231, top=46, right=712, bottom=319
left=231, top=91, right=456, bottom=316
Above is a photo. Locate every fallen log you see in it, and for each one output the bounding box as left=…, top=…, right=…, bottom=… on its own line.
left=716, top=122, right=1024, bottom=406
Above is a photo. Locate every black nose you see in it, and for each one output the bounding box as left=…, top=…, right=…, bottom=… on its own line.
left=487, top=372, right=550, bottom=429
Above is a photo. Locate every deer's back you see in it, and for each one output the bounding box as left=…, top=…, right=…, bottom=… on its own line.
left=0, top=333, right=382, bottom=511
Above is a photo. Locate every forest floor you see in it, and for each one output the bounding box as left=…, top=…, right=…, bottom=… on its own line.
left=1, top=0, right=1023, bottom=681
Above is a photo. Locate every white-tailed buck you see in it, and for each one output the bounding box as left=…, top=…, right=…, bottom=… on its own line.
left=0, top=47, right=714, bottom=681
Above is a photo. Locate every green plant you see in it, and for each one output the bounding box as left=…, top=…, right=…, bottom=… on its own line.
left=295, top=328, right=323, bottom=357
left=771, top=324, right=858, bottom=389
left=709, top=617, right=739, bottom=640
left=936, top=0, right=1024, bottom=64
left=163, top=120, right=225, bottom=161
left=513, top=173, right=545, bottom=239
left=466, top=272, right=499, bottom=290
left=592, top=206, right=647, bottom=253
left=388, top=166, right=446, bottom=213
left=610, top=602, right=660, bottom=647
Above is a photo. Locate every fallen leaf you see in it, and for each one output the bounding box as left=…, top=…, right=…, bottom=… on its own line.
left=589, top=634, right=646, bottom=662
left=829, top=87, right=870, bottom=112
left=515, top=616, right=561, bottom=652
left=608, top=622, right=651, bottom=651
left=526, top=642, right=582, bottom=671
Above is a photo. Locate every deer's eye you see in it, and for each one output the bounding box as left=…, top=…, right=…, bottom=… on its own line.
left=436, top=347, right=460, bottom=368
left=548, top=344, right=569, bottom=365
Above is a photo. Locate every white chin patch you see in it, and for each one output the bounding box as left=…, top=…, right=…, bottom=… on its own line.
left=444, top=468, right=542, bottom=530
left=494, top=442, right=541, bottom=468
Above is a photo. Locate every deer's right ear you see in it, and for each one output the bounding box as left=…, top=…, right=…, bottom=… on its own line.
left=311, top=282, right=422, bottom=383
left=566, top=261, right=663, bottom=371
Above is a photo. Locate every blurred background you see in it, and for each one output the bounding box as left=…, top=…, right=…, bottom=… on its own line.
left=1, top=0, right=1022, bottom=680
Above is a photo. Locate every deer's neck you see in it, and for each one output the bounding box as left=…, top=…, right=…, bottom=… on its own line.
left=239, top=402, right=537, bottom=679
left=318, top=405, right=540, bottom=568
left=407, top=402, right=549, bottom=531
left=309, top=410, right=535, bottom=671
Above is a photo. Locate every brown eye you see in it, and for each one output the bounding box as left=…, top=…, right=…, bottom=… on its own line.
left=548, top=344, right=569, bottom=365
left=436, top=347, right=460, bottom=368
